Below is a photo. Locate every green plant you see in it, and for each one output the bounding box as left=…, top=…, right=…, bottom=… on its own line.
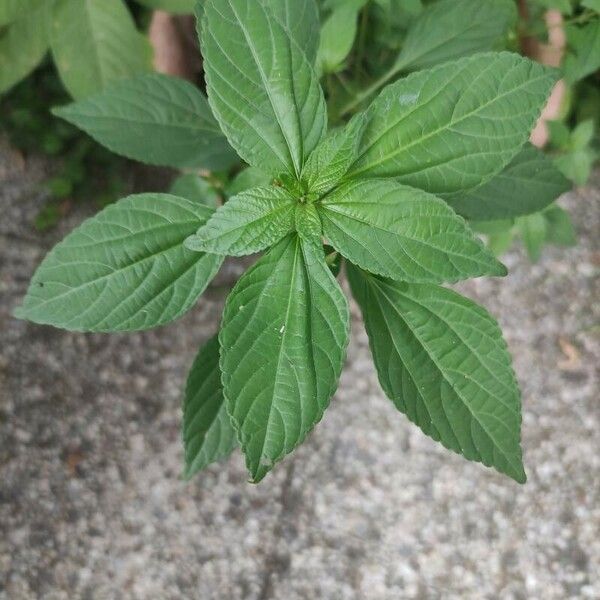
left=0, top=0, right=202, bottom=228
left=472, top=204, right=577, bottom=261
left=315, top=0, right=599, bottom=260
left=17, top=0, right=567, bottom=484
left=0, top=0, right=197, bottom=99
left=525, top=0, right=600, bottom=186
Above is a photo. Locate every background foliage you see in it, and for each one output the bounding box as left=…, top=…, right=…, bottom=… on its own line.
left=1, top=0, right=598, bottom=258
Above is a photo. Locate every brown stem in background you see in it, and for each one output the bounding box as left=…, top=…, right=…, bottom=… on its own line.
left=517, top=5, right=567, bottom=148
left=149, top=12, right=199, bottom=81
left=518, top=0, right=538, bottom=58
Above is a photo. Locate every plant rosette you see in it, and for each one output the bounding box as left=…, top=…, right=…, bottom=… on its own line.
left=16, top=0, right=565, bottom=485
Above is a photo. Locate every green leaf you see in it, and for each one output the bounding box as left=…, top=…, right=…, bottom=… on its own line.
left=0, top=0, right=45, bottom=26
left=135, top=0, right=196, bottom=13
left=570, top=119, right=595, bottom=150
left=318, top=179, right=506, bottom=284
left=53, top=74, right=238, bottom=171
left=471, top=220, right=514, bottom=236
left=266, top=0, right=321, bottom=65
left=0, top=5, right=49, bottom=95
left=574, top=82, right=600, bottom=126
left=185, top=187, right=296, bottom=256
left=183, top=335, right=237, bottom=479
left=170, top=174, right=219, bottom=208
left=200, top=0, right=327, bottom=178
left=220, top=235, right=349, bottom=482
left=348, top=0, right=516, bottom=110
left=318, top=2, right=364, bottom=73
left=394, top=0, right=517, bottom=72
left=347, top=266, right=526, bottom=483
left=50, top=0, right=152, bottom=99
left=196, top=0, right=321, bottom=63
left=302, top=114, right=366, bottom=195
left=564, top=20, right=600, bottom=84
left=447, top=145, right=571, bottom=220
left=555, top=148, right=596, bottom=186
left=225, top=167, right=273, bottom=197
left=15, top=194, right=223, bottom=332
left=517, top=213, right=547, bottom=262
left=488, top=230, right=516, bottom=257
left=348, top=53, right=557, bottom=197
left=472, top=221, right=516, bottom=256
left=547, top=119, right=572, bottom=149
left=544, top=205, right=576, bottom=246
left=582, top=0, right=600, bottom=12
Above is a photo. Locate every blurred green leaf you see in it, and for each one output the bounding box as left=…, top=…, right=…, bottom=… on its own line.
left=0, top=5, right=49, bottom=95
left=0, top=0, right=46, bottom=26
left=563, top=20, right=600, bottom=84
left=544, top=205, right=577, bottom=246
left=318, top=1, right=367, bottom=74
left=547, top=120, right=572, bottom=149
left=488, top=230, right=516, bottom=257
left=34, top=203, right=62, bottom=231
left=571, top=119, right=595, bottom=149
left=394, top=0, right=517, bottom=72
left=50, top=0, right=152, bottom=99
left=518, top=213, right=548, bottom=262
left=555, top=149, right=596, bottom=185
left=582, top=0, right=600, bottom=11
left=225, top=167, right=272, bottom=197
left=170, top=175, right=219, bottom=208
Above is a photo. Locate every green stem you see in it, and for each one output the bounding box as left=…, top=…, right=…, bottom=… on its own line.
left=339, top=61, right=403, bottom=117
left=562, top=10, right=596, bottom=26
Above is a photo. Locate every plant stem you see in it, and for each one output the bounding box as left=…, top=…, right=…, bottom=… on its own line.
left=561, top=10, right=596, bottom=27
left=339, top=61, right=403, bottom=117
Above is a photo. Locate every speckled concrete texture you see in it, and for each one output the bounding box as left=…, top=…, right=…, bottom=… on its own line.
left=1, top=144, right=599, bottom=599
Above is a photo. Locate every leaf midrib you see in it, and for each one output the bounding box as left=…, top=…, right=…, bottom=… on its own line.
left=255, top=237, right=301, bottom=474
left=194, top=201, right=295, bottom=247
left=348, top=62, right=550, bottom=178
left=227, top=0, right=300, bottom=178
left=25, top=234, right=200, bottom=311
left=371, top=278, right=522, bottom=474
left=320, top=203, right=494, bottom=269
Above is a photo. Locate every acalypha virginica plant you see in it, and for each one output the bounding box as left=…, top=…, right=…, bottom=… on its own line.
left=16, top=0, right=563, bottom=484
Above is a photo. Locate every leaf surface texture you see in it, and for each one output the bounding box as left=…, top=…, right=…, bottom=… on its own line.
left=220, top=236, right=349, bottom=481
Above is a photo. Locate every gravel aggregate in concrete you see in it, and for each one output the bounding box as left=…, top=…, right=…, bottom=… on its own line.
left=1, top=144, right=599, bottom=599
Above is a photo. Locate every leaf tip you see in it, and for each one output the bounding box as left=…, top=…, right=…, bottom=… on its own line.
left=493, top=261, right=509, bottom=277
left=50, top=104, right=72, bottom=120
left=12, top=305, right=27, bottom=321
left=248, top=459, right=273, bottom=484
left=181, top=464, right=196, bottom=482
left=509, top=465, right=527, bottom=485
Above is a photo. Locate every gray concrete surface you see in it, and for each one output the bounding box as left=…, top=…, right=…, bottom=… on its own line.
left=1, top=143, right=599, bottom=599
